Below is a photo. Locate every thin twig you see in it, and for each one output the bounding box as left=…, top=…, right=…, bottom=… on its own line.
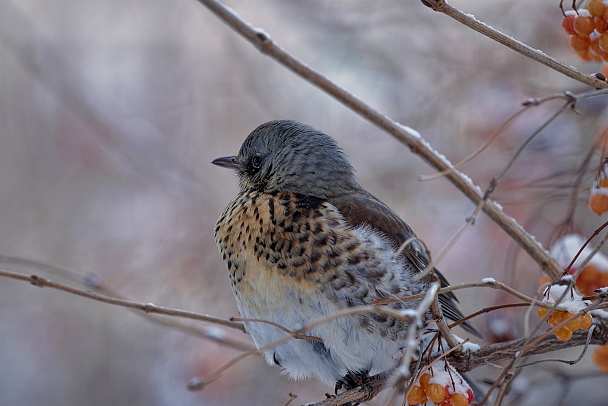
left=518, top=325, right=596, bottom=368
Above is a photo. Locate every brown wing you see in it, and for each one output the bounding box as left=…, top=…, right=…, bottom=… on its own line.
left=328, top=188, right=482, bottom=338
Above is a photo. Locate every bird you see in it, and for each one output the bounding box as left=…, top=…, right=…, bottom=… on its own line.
left=213, top=119, right=479, bottom=391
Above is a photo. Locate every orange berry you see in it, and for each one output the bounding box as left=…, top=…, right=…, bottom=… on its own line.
left=419, top=373, right=431, bottom=388
left=552, top=311, right=570, bottom=325
left=593, top=345, right=608, bottom=373
left=601, top=178, right=608, bottom=188
left=600, top=33, right=608, bottom=52
left=591, top=51, right=603, bottom=62
left=591, top=38, right=608, bottom=56
left=450, top=392, right=470, bottom=406
left=578, top=265, right=601, bottom=293
left=580, top=264, right=600, bottom=279
left=564, top=314, right=582, bottom=331
left=406, top=385, right=426, bottom=405
left=576, top=50, right=595, bottom=61
left=555, top=327, right=573, bottom=342
left=580, top=313, right=593, bottom=330
left=538, top=307, right=549, bottom=319
left=570, top=35, right=592, bottom=52
left=589, top=0, right=607, bottom=18
left=562, top=14, right=578, bottom=35
left=589, top=192, right=608, bottom=216
left=596, top=17, right=608, bottom=33
left=547, top=310, right=565, bottom=326
left=426, top=383, right=446, bottom=404
left=574, top=16, right=597, bottom=36
left=598, top=363, right=608, bottom=374
left=600, top=269, right=608, bottom=287
left=592, top=345, right=608, bottom=372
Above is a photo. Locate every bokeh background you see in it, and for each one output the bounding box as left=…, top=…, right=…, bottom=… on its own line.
left=1, top=0, right=607, bottom=405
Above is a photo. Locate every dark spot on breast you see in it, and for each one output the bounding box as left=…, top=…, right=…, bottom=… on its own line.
left=292, top=211, right=301, bottom=223
left=348, top=255, right=361, bottom=266
left=373, top=313, right=388, bottom=323
left=355, top=287, right=369, bottom=300
left=331, top=276, right=346, bottom=291
left=310, top=341, right=331, bottom=358
left=291, top=257, right=305, bottom=267
left=313, top=235, right=328, bottom=248
left=284, top=240, right=292, bottom=252
left=291, top=245, right=304, bottom=257
left=345, top=271, right=356, bottom=285
left=358, top=316, right=371, bottom=332
left=345, top=240, right=360, bottom=252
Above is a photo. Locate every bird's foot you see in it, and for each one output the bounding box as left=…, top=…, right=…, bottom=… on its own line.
left=335, top=370, right=372, bottom=394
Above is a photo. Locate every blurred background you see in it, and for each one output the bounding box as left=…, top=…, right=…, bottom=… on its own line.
left=1, top=0, right=607, bottom=404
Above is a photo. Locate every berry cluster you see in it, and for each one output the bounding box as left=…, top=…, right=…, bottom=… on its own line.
left=562, top=1, right=608, bottom=77
left=537, top=308, right=593, bottom=342
left=406, top=366, right=474, bottom=406
left=593, top=344, right=608, bottom=373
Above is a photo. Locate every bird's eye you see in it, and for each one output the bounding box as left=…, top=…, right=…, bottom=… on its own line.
left=251, top=154, right=263, bottom=169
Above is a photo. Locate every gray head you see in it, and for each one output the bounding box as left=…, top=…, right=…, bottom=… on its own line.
left=212, top=120, right=358, bottom=199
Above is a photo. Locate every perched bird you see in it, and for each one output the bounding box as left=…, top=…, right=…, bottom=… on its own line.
left=213, top=120, right=478, bottom=389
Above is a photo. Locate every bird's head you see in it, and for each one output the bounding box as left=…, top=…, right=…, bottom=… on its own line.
left=212, top=120, right=358, bottom=199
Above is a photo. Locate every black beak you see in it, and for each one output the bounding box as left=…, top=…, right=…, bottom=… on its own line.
left=212, top=155, right=242, bottom=171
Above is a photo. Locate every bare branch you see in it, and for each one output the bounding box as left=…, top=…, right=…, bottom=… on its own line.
left=0, top=269, right=246, bottom=333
